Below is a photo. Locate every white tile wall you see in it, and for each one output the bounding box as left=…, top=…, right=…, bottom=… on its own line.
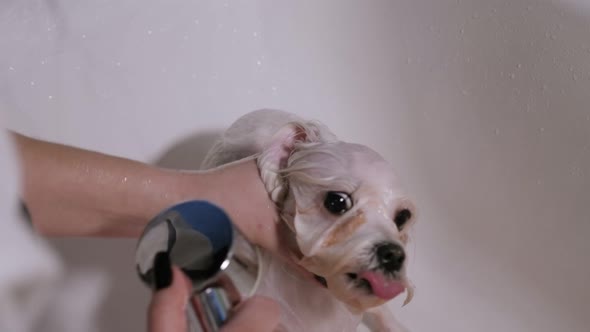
left=1, top=1, right=589, bottom=331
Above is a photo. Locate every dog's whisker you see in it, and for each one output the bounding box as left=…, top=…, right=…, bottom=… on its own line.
left=402, top=280, right=415, bottom=307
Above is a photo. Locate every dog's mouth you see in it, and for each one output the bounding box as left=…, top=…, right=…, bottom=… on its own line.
left=346, top=271, right=405, bottom=301
left=313, top=271, right=414, bottom=306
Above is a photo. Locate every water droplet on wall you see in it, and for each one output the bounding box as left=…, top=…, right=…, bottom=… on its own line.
left=545, top=32, right=557, bottom=40
left=571, top=165, right=582, bottom=177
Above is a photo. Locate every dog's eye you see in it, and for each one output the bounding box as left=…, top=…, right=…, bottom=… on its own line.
left=323, top=192, right=353, bottom=215
left=394, top=209, right=412, bottom=230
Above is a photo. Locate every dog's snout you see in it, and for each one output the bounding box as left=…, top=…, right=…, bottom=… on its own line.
left=375, top=243, right=405, bottom=272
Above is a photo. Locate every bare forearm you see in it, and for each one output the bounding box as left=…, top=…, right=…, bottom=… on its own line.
left=11, top=133, right=278, bottom=243
left=12, top=133, right=189, bottom=237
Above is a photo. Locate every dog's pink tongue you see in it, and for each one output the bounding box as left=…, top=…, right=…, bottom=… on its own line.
left=359, top=271, right=405, bottom=300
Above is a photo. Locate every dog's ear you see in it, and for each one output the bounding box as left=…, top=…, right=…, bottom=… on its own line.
left=257, top=121, right=325, bottom=203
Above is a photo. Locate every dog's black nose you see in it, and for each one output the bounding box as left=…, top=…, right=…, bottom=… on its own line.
left=376, top=243, right=405, bottom=272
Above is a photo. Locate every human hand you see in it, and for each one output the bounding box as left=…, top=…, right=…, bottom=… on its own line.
left=173, top=159, right=313, bottom=279
left=148, top=252, right=281, bottom=332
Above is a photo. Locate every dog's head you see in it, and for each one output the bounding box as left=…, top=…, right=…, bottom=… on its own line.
left=257, top=120, right=416, bottom=313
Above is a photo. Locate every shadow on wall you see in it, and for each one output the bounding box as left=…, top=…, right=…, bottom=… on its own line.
left=153, top=130, right=222, bottom=170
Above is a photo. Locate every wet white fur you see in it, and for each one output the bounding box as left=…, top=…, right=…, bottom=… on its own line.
left=201, top=109, right=414, bottom=332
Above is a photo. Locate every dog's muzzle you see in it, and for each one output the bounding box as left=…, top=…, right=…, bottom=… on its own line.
left=339, top=241, right=408, bottom=301
left=312, top=241, right=408, bottom=301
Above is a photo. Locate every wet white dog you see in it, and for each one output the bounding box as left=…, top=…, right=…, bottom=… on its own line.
left=202, top=110, right=416, bottom=332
